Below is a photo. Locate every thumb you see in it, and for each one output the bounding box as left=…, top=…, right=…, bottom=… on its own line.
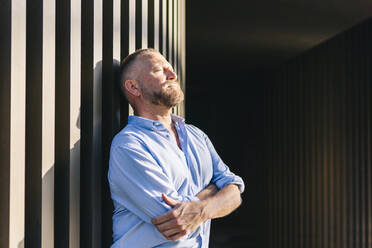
left=162, top=193, right=180, bottom=207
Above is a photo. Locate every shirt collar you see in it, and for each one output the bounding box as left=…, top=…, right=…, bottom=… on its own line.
left=128, top=114, right=185, bottom=131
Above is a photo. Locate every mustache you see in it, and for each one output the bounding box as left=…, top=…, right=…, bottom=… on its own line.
left=165, top=79, right=180, bottom=85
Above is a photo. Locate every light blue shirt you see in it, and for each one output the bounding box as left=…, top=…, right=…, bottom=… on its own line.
left=108, top=114, right=245, bottom=248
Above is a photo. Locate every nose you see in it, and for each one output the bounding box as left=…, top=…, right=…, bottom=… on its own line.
left=166, top=68, right=177, bottom=81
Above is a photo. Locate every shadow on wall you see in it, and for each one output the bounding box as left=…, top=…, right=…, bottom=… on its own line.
left=16, top=59, right=121, bottom=247
left=17, top=239, right=23, bottom=248
left=16, top=96, right=82, bottom=248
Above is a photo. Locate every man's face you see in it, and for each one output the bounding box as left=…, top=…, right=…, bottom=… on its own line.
left=136, top=52, right=184, bottom=108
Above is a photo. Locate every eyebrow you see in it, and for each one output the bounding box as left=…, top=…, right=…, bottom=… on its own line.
left=151, top=63, right=174, bottom=71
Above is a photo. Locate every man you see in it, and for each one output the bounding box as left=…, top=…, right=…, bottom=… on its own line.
left=108, top=48, right=244, bottom=248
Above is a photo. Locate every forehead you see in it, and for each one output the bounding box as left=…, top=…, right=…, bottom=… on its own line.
left=138, top=52, right=169, bottom=67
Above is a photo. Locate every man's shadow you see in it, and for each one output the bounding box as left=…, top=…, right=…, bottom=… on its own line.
left=17, top=58, right=123, bottom=248
left=16, top=58, right=105, bottom=247
left=16, top=114, right=80, bottom=248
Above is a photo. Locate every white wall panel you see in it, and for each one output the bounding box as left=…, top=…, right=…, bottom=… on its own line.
left=69, top=0, right=81, bottom=247
left=114, top=0, right=121, bottom=61
left=154, top=0, right=159, bottom=51
left=129, top=0, right=136, bottom=53
left=174, top=0, right=177, bottom=74
left=41, top=0, right=55, bottom=247
left=168, top=0, right=172, bottom=63
left=9, top=0, right=26, bottom=247
left=93, top=0, right=103, bottom=175
left=162, top=0, right=167, bottom=57
left=142, top=0, right=148, bottom=48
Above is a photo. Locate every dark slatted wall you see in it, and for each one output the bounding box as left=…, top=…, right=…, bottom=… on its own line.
left=0, top=0, right=11, bottom=247
left=1, top=0, right=186, bottom=247
left=264, top=19, right=372, bottom=248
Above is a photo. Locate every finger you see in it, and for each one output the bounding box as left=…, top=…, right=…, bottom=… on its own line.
left=168, top=230, right=188, bottom=241
left=162, top=226, right=184, bottom=238
left=154, top=219, right=179, bottom=232
left=152, top=210, right=177, bottom=225
left=162, top=193, right=179, bottom=207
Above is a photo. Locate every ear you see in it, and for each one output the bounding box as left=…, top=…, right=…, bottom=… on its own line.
left=124, top=80, right=141, bottom=97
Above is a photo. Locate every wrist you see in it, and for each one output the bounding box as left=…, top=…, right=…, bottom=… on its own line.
left=199, top=199, right=212, bottom=222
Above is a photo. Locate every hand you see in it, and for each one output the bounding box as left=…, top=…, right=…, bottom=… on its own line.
left=151, top=194, right=207, bottom=241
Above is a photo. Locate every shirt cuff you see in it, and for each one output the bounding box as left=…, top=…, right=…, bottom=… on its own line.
left=215, top=176, right=245, bottom=193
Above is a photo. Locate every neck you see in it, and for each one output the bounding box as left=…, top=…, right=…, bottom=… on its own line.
left=134, top=104, right=173, bottom=129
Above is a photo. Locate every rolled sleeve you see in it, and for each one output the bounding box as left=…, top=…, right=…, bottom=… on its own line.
left=203, top=133, right=245, bottom=193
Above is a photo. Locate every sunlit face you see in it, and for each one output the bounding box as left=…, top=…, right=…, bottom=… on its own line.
left=136, top=52, right=184, bottom=108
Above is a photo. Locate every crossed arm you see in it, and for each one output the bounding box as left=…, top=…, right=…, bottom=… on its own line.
left=151, top=183, right=242, bottom=241
left=110, top=135, right=244, bottom=243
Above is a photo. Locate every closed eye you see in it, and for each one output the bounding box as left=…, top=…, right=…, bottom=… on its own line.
left=153, top=67, right=162, bottom=72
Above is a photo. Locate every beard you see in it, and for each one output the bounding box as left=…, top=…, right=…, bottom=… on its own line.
left=141, top=81, right=184, bottom=108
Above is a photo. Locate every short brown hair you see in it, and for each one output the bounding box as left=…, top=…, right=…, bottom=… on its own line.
left=118, top=48, right=158, bottom=98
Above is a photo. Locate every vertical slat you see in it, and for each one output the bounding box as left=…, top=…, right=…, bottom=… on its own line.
left=175, top=0, right=178, bottom=74
left=80, top=0, right=94, bottom=245
left=346, top=29, right=354, bottom=248
left=310, top=51, right=317, bottom=248
left=121, top=0, right=129, bottom=59
left=173, top=0, right=177, bottom=68
left=278, top=69, right=284, bottom=248
left=135, top=0, right=142, bottom=49
left=332, top=35, right=340, bottom=248
left=366, top=23, right=372, bottom=248
left=102, top=0, right=117, bottom=245
left=93, top=0, right=103, bottom=246
left=328, top=44, right=334, bottom=248
left=295, top=60, right=300, bottom=248
left=167, top=0, right=172, bottom=62
left=340, top=33, right=348, bottom=248
left=180, top=0, right=186, bottom=117
left=25, top=0, right=43, bottom=245
left=154, top=0, right=159, bottom=50
left=42, top=0, right=56, bottom=246
left=128, top=0, right=136, bottom=115
left=268, top=79, right=273, bottom=248
left=316, top=49, right=323, bottom=248
left=351, top=28, right=358, bottom=248
left=303, top=56, right=310, bottom=248
left=287, top=63, right=292, bottom=248
left=69, top=7, right=82, bottom=248
left=120, top=0, right=130, bottom=128
left=69, top=0, right=81, bottom=247
left=159, top=0, right=163, bottom=53
left=359, top=25, right=367, bottom=248
left=148, top=0, right=154, bottom=48
left=322, top=42, right=329, bottom=248
left=9, top=0, right=26, bottom=247
left=354, top=27, right=362, bottom=248
left=54, top=0, right=71, bottom=246
left=163, top=0, right=167, bottom=57
left=271, top=72, right=277, bottom=248
left=142, top=0, right=148, bottom=48
left=276, top=71, right=281, bottom=248
left=176, top=0, right=181, bottom=77
left=284, top=66, right=289, bottom=248
left=0, top=0, right=11, bottom=246
left=129, top=0, right=136, bottom=53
